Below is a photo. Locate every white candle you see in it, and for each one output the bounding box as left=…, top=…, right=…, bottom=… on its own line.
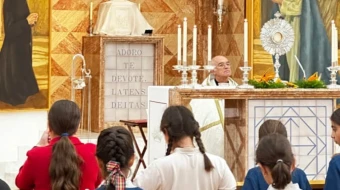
left=193, top=25, right=197, bottom=62
left=336, top=27, right=338, bottom=65
left=332, top=20, right=335, bottom=64
left=208, top=25, right=212, bottom=63
left=183, top=17, right=187, bottom=65
left=90, top=2, right=93, bottom=21
left=244, top=19, right=248, bottom=66
left=177, top=25, right=182, bottom=64
left=218, top=0, right=223, bottom=6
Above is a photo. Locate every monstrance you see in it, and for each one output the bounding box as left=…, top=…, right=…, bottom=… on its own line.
left=260, top=12, right=294, bottom=80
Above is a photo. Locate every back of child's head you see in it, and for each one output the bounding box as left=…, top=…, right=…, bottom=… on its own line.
left=48, top=99, right=81, bottom=135
left=259, top=119, right=287, bottom=139
left=160, top=105, right=214, bottom=172
left=256, top=133, right=293, bottom=189
left=96, top=126, right=135, bottom=190
left=331, top=108, right=340, bottom=125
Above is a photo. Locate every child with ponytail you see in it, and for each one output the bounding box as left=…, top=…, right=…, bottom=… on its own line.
left=15, top=100, right=102, bottom=190
left=243, top=120, right=311, bottom=190
left=256, top=133, right=301, bottom=190
left=133, top=105, right=236, bottom=190
left=324, top=108, right=340, bottom=189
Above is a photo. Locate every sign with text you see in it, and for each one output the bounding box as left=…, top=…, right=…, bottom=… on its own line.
left=104, top=43, right=154, bottom=121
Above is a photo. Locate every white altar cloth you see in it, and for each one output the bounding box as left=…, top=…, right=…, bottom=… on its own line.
left=94, top=0, right=153, bottom=36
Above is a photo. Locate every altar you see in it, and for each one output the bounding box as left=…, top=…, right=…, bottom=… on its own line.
left=147, top=86, right=340, bottom=187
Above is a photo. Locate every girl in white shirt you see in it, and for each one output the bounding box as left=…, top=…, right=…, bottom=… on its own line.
left=256, top=133, right=301, bottom=190
left=134, top=105, right=236, bottom=190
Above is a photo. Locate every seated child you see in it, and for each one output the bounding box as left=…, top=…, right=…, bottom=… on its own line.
left=133, top=105, right=236, bottom=190
left=96, top=126, right=142, bottom=190
left=256, top=133, right=301, bottom=190
left=243, top=120, right=311, bottom=190
left=324, top=108, right=340, bottom=189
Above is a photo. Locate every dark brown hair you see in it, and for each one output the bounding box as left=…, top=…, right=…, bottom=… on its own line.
left=48, top=100, right=82, bottom=190
left=256, top=134, right=293, bottom=189
left=331, top=108, right=340, bottom=125
left=259, top=119, right=287, bottom=139
left=96, top=126, right=135, bottom=190
left=160, top=105, right=214, bottom=172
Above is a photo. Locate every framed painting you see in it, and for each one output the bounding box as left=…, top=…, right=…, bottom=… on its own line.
left=247, top=0, right=340, bottom=82
left=0, top=0, right=50, bottom=110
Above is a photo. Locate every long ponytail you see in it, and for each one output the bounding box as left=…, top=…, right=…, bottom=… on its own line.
left=49, top=136, right=82, bottom=190
left=47, top=100, right=83, bottom=190
left=271, top=159, right=291, bottom=189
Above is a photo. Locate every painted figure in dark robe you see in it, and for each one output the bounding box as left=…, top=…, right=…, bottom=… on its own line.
left=0, top=0, right=39, bottom=106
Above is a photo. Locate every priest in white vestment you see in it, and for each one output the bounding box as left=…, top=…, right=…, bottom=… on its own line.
left=94, top=0, right=153, bottom=36
left=189, top=56, right=238, bottom=158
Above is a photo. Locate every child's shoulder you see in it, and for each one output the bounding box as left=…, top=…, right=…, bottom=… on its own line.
left=328, top=154, right=340, bottom=171
left=247, top=166, right=262, bottom=175
left=331, top=154, right=340, bottom=163
left=292, top=167, right=306, bottom=175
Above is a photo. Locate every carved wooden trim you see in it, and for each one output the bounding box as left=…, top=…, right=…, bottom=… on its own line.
left=169, top=88, right=340, bottom=105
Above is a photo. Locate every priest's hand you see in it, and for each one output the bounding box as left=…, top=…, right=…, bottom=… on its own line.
left=272, top=0, right=283, bottom=5
left=27, top=13, right=38, bottom=26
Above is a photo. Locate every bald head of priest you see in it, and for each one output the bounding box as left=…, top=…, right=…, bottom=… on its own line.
left=208, top=56, right=238, bottom=86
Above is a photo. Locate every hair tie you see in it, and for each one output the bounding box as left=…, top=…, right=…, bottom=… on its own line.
left=106, top=160, right=125, bottom=190
left=61, top=133, right=69, bottom=137
left=276, top=159, right=283, bottom=163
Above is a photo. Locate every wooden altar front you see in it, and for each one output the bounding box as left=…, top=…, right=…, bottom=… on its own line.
left=148, top=86, right=340, bottom=188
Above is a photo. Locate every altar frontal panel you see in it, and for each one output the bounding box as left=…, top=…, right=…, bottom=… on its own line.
left=248, top=99, right=334, bottom=180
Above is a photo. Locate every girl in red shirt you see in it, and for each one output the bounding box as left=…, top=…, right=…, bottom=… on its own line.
left=16, top=100, right=102, bottom=190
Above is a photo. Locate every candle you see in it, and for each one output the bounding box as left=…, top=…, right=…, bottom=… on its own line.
left=177, top=25, right=182, bottom=64
left=244, top=19, right=248, bottom=66
left=193, top=25, right=197, bottom=63
left=90, top=2, right=93, bottom=21
left=208, top=25, right=212, bottom=63
left=218, top=0, right=223, bottom=6
left=183, top=17, right=187, bottom=65
left=332, top=20, right=335, bottom=65
left=334, top=27, right=339, bottom=66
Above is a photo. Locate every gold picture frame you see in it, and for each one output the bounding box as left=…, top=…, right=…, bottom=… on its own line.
left=246, top=0, right=340, bottom=79
left=0, top=0, right=50, bottom=110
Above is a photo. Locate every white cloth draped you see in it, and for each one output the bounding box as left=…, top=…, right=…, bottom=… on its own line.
left=94, top=0, right=153, bottom=36
left=189, top=76, right=238, bottom=158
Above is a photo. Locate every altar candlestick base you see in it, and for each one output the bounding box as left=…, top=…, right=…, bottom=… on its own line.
left=238, top=65, right=254, bottom=89
left=327, top=65, right=340, bottom=89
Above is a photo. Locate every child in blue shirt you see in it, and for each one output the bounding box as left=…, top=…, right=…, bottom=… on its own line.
left=324, top=108, right=340, bottom=189
left=243, top=120, right=311, bottom=190
left=255, top=134, right=301, bottom=190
